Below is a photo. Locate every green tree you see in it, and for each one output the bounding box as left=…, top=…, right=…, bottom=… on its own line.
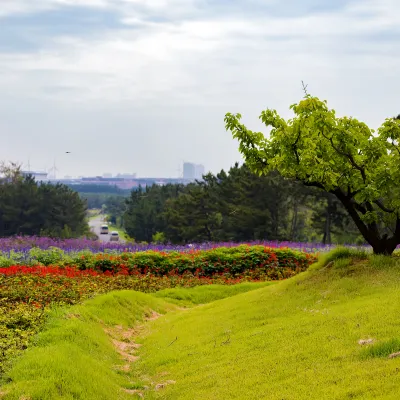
left=124, top=184, right=184, bottom=242
left=225, top=94, right=400, bottom=254
left=163, top=182, right=223, bottom=243
left=0, top=165, right=87, bottom=238
left=104, top=196, right=126, bottom=225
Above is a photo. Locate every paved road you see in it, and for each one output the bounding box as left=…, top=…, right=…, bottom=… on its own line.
left=89, top=215, right=111, bottom=242
left=89, top=215, right=125, bottom=243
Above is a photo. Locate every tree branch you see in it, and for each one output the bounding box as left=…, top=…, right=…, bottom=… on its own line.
left=374, top=199, right=395, bottom=214
left=320, top=129, right=367, bottom=183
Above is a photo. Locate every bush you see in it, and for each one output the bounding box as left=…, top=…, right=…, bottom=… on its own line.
left=67, top=245, right=316, bottom=279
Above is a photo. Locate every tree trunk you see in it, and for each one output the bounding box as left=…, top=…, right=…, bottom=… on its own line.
left=323, top=204, right=332, bottom=245
left=370, top=239, right=398, bottom=256
left=333, top=189, right=399, bottom=256
left=290, top=202, right=298, bottom=241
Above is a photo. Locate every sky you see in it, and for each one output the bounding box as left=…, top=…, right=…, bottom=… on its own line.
left=1, top=0, right=400, bottom=178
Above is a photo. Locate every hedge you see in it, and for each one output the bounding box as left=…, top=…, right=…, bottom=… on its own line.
left=64, top=245, right=317, bottom=279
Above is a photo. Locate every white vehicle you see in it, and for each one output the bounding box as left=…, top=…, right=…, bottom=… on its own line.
left=100, top=224, right=109, bottom=235
left=110, top=231, right=119, bottom=241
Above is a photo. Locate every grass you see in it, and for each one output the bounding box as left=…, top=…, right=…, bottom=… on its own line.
left=130, top=250, right=400, bottom=399
left=105, top=218, right=131, bottom=241
left=0, top=283, right=267, bottom=399
left=4, top=250, right=400, bottom=399
left=0, top=291, right=173, bottom=400
left=153, top=281, right=276, bottom=307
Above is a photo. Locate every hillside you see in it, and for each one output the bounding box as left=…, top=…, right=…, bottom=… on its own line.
left=132, top=250, right=400, bottom=399
left=3, top=249, right=400, bottom=399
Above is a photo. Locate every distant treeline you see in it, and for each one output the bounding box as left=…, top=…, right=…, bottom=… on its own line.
left=67, top=184, right=131, bottom=195
left=106, top=163, right=361, bottom=245
left=0, top=173, right=88, bottom=238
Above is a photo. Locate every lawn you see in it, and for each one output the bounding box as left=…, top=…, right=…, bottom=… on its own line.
left=132, top=250, right=400, bottom=399
left=3, top=249, right=400, bottom=399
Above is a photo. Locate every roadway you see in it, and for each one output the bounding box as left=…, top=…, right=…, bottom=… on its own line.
left=89, top=215, right=111, bottom=242
left=89, top=215, right=126, bottom=243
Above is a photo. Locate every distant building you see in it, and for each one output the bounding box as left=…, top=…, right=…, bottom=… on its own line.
left=183, top=162, right=205, bottom=181
left=115, top=173, right=137, bottom=179
left=194, top=164, right=205, bottom=180
left=183, top=163, right=195, bottom=180
left=103, top=173, right=113, bottom=178
left=20, top=170, right=48, bottom=182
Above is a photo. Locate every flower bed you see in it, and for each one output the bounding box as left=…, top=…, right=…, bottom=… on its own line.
left=0, top=245, right=317, bottom=279
left=0, top=235, right=336, bottom=253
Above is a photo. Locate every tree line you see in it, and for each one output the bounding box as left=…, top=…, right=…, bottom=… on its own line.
left=0, top=163, right=88, bottom=238
left=115, top=163, right=360, bottom=245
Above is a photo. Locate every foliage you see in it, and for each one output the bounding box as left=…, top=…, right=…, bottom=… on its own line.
left=0, top=246, right=317, bottom=279
left=104, top=196, right=127, bottom=225
left=80, top=192, right=128, bottom=209
left=124, top=164, right=358, bottom=245
left=0, top=171, right=88, bottom=238
left=124, top=184, right=184, bottom=242
left=68, top=184, right=130, bottom=194
left=152, top=231, right=167, bottom=244
left=225, top=95, right=400, bottom=254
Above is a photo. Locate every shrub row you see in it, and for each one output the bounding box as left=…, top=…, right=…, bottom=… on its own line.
left=73, top=246, right=316, bottom=278
left=4, top=245, right=317, bottom=279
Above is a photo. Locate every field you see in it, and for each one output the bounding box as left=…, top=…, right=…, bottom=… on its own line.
left=0, top=238, right=316, bottom=380
left=2, top=240, right=400, bottom=399
left=2, top=248, right=400, bottom=398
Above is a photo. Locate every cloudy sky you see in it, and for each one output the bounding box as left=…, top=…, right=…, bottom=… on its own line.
left=1, top=0, right=400, bottom=178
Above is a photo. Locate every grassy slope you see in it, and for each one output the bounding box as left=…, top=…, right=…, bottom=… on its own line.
left=4, top=250, right=400, bottom=399
left=153, top=281, right=275, bottom=307
left=0, top=283, right=267, bottom=399
left=0, top=291, right=172, bottom=400
left=131, top=252, right=400, bottom=399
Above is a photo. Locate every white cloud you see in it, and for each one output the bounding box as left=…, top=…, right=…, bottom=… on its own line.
left=0, top=0, right=400, bottom=177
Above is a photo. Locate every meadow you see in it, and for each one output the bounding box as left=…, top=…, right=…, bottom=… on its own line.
left=2, top=248, right=400, bottom=399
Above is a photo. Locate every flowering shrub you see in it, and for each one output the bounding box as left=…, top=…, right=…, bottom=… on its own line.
left=0, top=246, right=317, bottom=278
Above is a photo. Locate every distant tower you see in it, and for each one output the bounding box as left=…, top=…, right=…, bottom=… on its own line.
left=195, top=164, right=205, bottom=180
left=48, top=159, right=58, bottom=180
left=183, top=162, right=196, bottom=180
left=182, top=162, right=204, bottom=181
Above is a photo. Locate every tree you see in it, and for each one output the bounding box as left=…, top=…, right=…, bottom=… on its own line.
left=124, top=184, right=184, bottom=242
left=163, top=182, right=223, bottom=243
left=0, top=161, right=23, bottom=184
left=225, top=94, right=400, bottom=254
left=104, top=196, right=127, bottom=225
left=0, top=166, right=88, bottom=238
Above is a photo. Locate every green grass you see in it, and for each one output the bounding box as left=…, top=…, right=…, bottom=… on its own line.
left=0, top=291, right=173, bottom=400
left=153, top=282, right=276, bottom=307
left=106, top=219, right=131, bottom=241
left=129, top=253, right=400, bottom=399
left=4, top=252, right=400, bottom=399
left=0, top=283, right=267, bottom=399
